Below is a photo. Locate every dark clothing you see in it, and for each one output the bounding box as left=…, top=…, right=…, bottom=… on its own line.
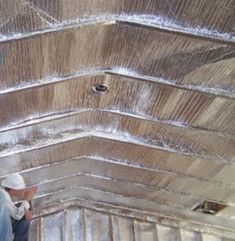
left=11, top=216, right=29, bottom=241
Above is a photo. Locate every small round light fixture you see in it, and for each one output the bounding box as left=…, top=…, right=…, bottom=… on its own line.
left=92, top=84, right=109, bottom=93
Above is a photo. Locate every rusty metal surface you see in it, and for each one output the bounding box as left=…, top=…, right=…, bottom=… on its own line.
left=0, top=0, right=235, bottom=239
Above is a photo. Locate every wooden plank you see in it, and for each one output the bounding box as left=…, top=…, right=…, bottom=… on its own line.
left=0, top=0, right=234, bottom=43
left=1, top=110, right=234, bottom=164
left=1, top=136, right=235, bottom=186
left=1, top=74, right=234, bottom=136
left=0, top=24, right=234, bottom=97
left=19, top=158, right=235, bottom=205
left=32, top=173, right=202, bottom=209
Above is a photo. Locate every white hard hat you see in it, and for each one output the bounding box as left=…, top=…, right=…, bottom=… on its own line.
left=1, top=173, right=26, bottom=190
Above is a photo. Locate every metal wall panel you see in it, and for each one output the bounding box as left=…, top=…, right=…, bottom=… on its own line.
left=42, top=212, right=64, bottom=241
left=30, top=208, right=235, bottom=241
left=180, top=230, right=202, bottom=241
left=85, top=209, right=110, bottom=241
left=134, top=221, right=158, bottom=241
left=157, top=225, right=181, bottom=241
left=65, top=209, right=84, bottom=241
left=112, top=216, right=133, bottom=241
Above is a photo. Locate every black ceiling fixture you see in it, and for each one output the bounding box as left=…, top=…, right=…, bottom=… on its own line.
left=92, top=84, right=109, bottom=93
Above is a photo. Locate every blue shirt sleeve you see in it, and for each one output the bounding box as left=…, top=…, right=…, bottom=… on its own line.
left=0, top=193, right=13, bottom=241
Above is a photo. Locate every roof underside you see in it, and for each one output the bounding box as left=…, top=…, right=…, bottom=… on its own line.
left=0, top=0, right=235, bottom=239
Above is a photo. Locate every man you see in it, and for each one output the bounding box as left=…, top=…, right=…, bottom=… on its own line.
left=0, top=192, right=13, bottom=241
left=0, top=173, right=37, bottom=241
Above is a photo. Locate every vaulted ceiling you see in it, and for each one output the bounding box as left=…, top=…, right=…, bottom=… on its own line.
left=0, top=0, right=235, bottom=239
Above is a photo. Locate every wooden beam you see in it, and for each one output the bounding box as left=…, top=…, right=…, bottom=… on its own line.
left=1, top=110, right=234, bottom=167
left=1, top=134, right=235, bottom=187
left=0, top=23, right=234, bottom=99
left=1, top=0, right=234, bottom=44
left=32, top=173, right=202, bottom=209
left=18, top=158, right=235, bottom=205
left=1, top=75, right=234, bottom=136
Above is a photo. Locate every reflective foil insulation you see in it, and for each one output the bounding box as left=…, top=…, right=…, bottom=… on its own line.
left=0, top=0, right=235, bottom=240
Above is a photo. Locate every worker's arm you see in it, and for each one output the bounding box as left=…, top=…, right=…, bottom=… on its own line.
left=24, top=186, right=37, bottom=202
left=5, top=186, right=37, bottom=221
left=25, top=210, right=33, bottom=222
left=24, top=186, right=37, bottom=222
left=5, top=199, right=30, bottom=220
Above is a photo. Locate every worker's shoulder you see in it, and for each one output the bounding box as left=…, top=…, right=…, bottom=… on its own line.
left=0, top=186, right=5, bottom=193
left=0, top=187, right=11, bottom=200
left=0, top=187, right=7, bottom=202
left=0, top=190, right=4, bottom=201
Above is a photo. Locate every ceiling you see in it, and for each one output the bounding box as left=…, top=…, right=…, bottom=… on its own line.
left=0, top=0, right=235, bottom=239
